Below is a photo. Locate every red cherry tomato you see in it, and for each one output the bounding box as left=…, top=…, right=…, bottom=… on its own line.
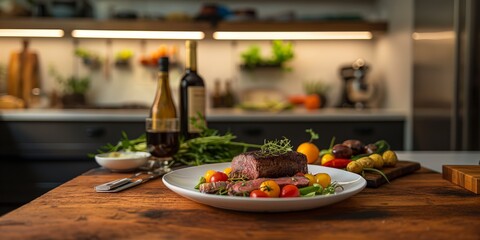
left=280, top=184, right=300, bottom=198
left=250, top=190, right=269, bottom=198
left=209, top=171, right=228, bottom=183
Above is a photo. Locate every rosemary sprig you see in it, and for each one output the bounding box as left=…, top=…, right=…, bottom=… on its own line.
left=257, top=137, right=293, bottom=157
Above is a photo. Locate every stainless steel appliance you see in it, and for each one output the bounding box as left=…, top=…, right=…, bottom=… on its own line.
left=413, top=0, right=480, bottom=150
left=339, top=59, right=375, bottom=109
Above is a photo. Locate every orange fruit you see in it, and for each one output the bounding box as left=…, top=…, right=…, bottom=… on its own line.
left=304, top=94, right=321, bottom=110
left=297, top=142, right=320, bottom=164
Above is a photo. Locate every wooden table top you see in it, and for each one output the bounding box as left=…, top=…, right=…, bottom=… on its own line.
left=0, top=167, right=478, bottom=240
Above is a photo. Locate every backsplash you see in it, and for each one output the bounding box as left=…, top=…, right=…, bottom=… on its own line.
left=0, top=0, right=412, bottom=112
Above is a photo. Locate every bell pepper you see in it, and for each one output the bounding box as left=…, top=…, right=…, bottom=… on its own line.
left=322, top=159, right=352, bottom=168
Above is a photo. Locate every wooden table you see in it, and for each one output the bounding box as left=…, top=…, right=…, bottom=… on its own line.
left=0, top=167, right=478, bottom=240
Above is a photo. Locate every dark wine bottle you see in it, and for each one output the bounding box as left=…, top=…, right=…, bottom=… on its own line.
left=180, top=40, right=206, bottom=139
left=147, top=57, right=179, bottom=159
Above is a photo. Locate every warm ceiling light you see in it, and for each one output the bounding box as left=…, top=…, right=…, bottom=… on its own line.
left=0, top=29, right=64, bottom=37
left=71, top=30, right=205, bottom=40
left=412, top=31, right=455, bottom=40
left=213, top=31, right=373, bottom=40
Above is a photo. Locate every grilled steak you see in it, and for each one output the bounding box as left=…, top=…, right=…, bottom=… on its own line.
left=230, top=151, right=308, bottom=180
left=227, top=176, right=310, bottom=196
left=199, top=181, right=228, bottom=194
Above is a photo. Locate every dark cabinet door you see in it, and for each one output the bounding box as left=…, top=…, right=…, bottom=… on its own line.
left=209, top=121, right=405, bottom=150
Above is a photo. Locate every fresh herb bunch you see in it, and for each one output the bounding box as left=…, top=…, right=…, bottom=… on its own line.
left=92, top=117, right=262, bottom=166
left=257, top=137, right=293, bottom=157
left=91, top=131, right=146, bottom=157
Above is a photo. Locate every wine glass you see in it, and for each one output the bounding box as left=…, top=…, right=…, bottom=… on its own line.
left=145, top=118, right=180, bottom=172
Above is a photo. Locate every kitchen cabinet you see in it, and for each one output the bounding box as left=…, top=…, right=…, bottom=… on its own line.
left=0, top=121, right=143, bottom=160
left=209, top=120, right=404, bottom=150
left=0, top=120, right=144, bottom=214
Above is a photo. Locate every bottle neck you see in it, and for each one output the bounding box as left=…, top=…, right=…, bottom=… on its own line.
left=185, top=44, right=197, bottom=72
left=157, top=71, right=170, bottom=90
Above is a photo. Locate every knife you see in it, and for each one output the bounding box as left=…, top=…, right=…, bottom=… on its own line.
left=95, top=169, right=165, bottom=193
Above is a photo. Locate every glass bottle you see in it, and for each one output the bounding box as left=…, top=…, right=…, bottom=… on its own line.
left=146, top=57, right=179, bottom=170
left=179, top=40, right=206, bottom=139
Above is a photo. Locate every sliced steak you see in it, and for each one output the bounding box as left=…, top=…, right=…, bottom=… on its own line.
left=230, top=151, right=308, bottom=180
left=227, top=176, right=310, bottom=196
left=199, top=181, right=228, bottom=194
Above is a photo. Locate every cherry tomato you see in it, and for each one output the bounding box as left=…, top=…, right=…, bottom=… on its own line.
left=315, top=173, right=331, bottom=188
left=204, top=170, right=216, bottom=183
left=280, top=184, right=300, bottom=198
left=304, top=173, right=316, bottom=186
left=210, top=171, right=228, bottom=183
left=259, top=180, right=281, bottom=198
left=297, top=142, right=320, bottom=164
left=250, top=190, right=269, bottom=198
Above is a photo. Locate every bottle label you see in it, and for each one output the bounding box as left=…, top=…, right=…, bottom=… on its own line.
left=188, top=86, right=206, bottom=133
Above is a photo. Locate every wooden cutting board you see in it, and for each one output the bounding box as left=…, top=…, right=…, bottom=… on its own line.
left=442, top=165, right=480, bottom=194
left=364, top=160, right=421, bottom=188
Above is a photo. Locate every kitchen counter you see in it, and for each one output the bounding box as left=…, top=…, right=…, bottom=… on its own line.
left=0, top=108, right=407, bottom=122
left=398, top=151, right=480, bottom=173
left=0, top=164, right=478, bottom=239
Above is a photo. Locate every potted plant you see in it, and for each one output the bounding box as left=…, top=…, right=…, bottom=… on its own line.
left=50, top=67, right=90, bottom=108
left=115, top=49, right=134, bottom=68
left=304, top=80, right=330, bottom=108
left=240, top=40, right=294, bottom=70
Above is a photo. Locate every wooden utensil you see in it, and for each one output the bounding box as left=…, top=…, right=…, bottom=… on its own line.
left=7, top=39, right=40, bottom=107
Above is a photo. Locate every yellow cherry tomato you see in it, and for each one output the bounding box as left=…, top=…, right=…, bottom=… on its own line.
left=297, top=142, right=320, bottom=164
left=259, top=180, right=281, bottom=198
left=315, top=173, right=331, bottom=188
left=321, top=153, right=335, bottom=165
left=304, top=173, right=316, bottom=186
left=223, top=167, right=232, bottom=176
left=204, top=170, right=217, bottom=183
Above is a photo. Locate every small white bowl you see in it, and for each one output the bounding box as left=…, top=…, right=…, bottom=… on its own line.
left=95, top=152, right=151, bottom=172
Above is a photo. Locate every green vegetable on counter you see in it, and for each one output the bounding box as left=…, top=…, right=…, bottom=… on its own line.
left=92, top=117, right=262, bottom=166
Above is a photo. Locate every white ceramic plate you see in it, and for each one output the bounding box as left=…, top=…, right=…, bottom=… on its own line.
left=162, top=163, right=366, bottom=212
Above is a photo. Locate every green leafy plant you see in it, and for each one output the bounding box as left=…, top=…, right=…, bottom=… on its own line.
left=304, top=80, right=330, bottom=96
left=241, top=45, right=262, bottom=68
left=75, top=48, right=102, bottom=69
left=49, top=67, right=90, bottom=95
left=240, top=40, right=294, bottom=70
left=269, top=40, right=294, bottom=66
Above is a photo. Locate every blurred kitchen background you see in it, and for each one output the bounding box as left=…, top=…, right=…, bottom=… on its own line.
left=0, top=0, right=479, bottom=213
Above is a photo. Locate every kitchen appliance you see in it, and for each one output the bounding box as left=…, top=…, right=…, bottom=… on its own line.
left=338, top=58, right=375, bottom=109
left=413, top=0, right=480, bottom=150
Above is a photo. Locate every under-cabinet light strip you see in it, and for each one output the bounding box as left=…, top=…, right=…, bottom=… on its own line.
left=71, top=30, right=205, bottom=40
left=213, top=31, right=373, bottom=40
left=412, top=31, right=455, bottom=40
left=0, top=29, right=64, bottom=38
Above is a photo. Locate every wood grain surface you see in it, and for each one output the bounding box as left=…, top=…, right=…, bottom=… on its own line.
left=0, top=167, right=479, bottom=240
left=443, top=165, right=480, bottom=194
left=364, top=161, right=421, bottom=188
